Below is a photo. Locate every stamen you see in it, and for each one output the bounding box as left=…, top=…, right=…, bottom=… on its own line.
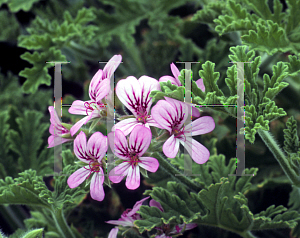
left=83, top=160, right=102, bottom=180
left=84, top=102, right=94, bottom=115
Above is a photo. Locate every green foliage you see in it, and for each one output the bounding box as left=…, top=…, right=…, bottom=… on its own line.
left=0, top=10, right=20, bottom=41
left=0, top=169, right=52, bottom=209
left=6, top=110, right=53, bottom=176
left=283, top=116, right=300, bottom=154
left=252, top=205, right=299, bottom=230
left=48, top=150, right=87, bottom=211
left=0, top=0, right=40, bottom=12
left=149, top=81, right=185, bottom=104
left=192, top=2, right=226, bottom=24
left=193, top=0, right=300, bottom=55
left=18, top=7, right=97, bottom=94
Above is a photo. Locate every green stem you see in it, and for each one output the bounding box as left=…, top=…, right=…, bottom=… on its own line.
left=240, top=231, right=257, bottom=238
left=257, top=129, right=300, bottom=187
left=151, top=152, right=202, bottom=193
left=51, top=208, right=76, bottom=238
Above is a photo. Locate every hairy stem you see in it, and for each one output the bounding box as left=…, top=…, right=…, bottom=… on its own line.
left=257, top=129, right=300, bottom=187
left=51, top=208, right=76, bottom=238
left=151, top=152, right=202, bottom=193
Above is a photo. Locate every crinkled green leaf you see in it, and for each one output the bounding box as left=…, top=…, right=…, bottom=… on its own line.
left=6, top=110, right=49, bottom=174
left=214, top=1, right=256, bottom=35
left=150, top=81, right=185, bottom=103
left=0, top=169, right=52, bottom=209
left=19, top=47, right=66, bottom=94
left=283, top=116, right=300, bottom=154
left=48, top=150, right=87, bottom=210
left=94, top=0, right=147, bottom=47
left=225, top=65, right=237, bottom=96
left=135, top=206, right=176, bottom=233
left=252, top=205, right=299, bottom=230
left=192, top=2, right=226, bottom=24
left=261, top=98, right=287, bottom=122
left=286, top=0, right=300, bottom=34
left=198, top=61, right=224, bottom=98
left=7, top=0, right=40, bottom=12
left=242, top=20, right=296, bottom=55
left=0, top=10, right=20, bottom=41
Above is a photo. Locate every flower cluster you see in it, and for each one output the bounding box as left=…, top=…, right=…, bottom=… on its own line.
left=48, top=55, right=215, bottom=236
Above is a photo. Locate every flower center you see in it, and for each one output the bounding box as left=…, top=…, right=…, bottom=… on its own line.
left=61, top=127, right=69, bottom=134
left=83, top=160, right=102, bottom=180
left=172, top=126, right=186, bottom=141
left=84, top=101, right=106, bottom=115
left=136, top=110, right=150, bottom=124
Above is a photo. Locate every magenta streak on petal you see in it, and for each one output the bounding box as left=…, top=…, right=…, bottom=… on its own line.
left=124, top=84, right=140, bottom=116
left=130, top=137, right=143, bottom=155
left=115, top=141, right=129, bottom=158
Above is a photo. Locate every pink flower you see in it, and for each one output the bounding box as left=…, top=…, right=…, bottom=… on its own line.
left=108, top=125, right=159, bottom=190
left=68, top=55, right=122, bottom=136
left=151, top=97, right=215, bottom=164
left=112, top=75, right=161, bottom=136
left=67, top=131, right=108, bottom=201
left=159, top=63, right=205, bottom=118
left=108, top=227, right=118, bottom=238
left=149, top=199, right=197, bottom=238
left=106, top=196, right=150, bottom=227
left=48, top=106, right=73, bottom=148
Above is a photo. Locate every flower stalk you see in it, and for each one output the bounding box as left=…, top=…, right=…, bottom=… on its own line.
left=151, top=152, right=202, bottom=193
left=51, top=208, right=76, bottom=238
left=257, top=129, right=300, bottom=187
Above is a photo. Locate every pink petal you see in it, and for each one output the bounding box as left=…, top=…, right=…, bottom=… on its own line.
left=128, top=125, right=152, bottom=156
left=89, top=69, right=104, bottom=101
left=164, top=97, right=189, bottom=129
left=108, top=228, right=118, bottom=238
left=109, top=162, right=130, bottom=183
left=67, top=167, right=90, bottom=188
left=191, top=106, right=201, bottom=118
left=127, top=196, right=150, bottom=216
left=151, top=100, right=177, bottom=133
left=138, top=157, right=159, bottom=173
left=70, top=111, right=99, bottom=136
left=49, top=106, right=62, bottom=128
left=48, top=136, right=72, bottom=148
left=95, top=78, right=110, bottom=103
left=73, top=131, right=90, bottom=163
left=196, top=78, right=205, bottom=92
left=68, top=100, right=92, bottom=115
left=116, top=76, right=141, bottom=117
left=87, top=132, right=108, bottom=162
left=49, top=124, right=55, bottom=135
left=149, top=199, right=163, bottom=212
left=146, top=116, right=166, bottom=129
left=112, top=118, right=140, bottom=136
left=108, top=130, right=129, bottom=160
left=90, top=171, right=105, bottom=201
left=162, top=135, right=179, bottom=158
left=125, top=165, right=140, bottom=190
left=159, top=75, right=180, bottom=86
left=70, top=116, right=88, bottom=137
left=138, top=76, right=161, bottom=113
left=103, top=55, right=122, bottom=79
left=184, top=116, right=215, bottom=136
left=170, top=63, right=181, bottom=82
left=106, top=217, right=134, bottom=227
left=179, top=138, right=210, bottom=164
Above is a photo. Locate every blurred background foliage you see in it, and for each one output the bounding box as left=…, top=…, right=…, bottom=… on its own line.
left=0, top=0, right=299, bottom=237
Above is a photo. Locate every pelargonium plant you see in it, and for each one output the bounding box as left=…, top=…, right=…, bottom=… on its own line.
left=1, top=1, right=300, bottom=237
